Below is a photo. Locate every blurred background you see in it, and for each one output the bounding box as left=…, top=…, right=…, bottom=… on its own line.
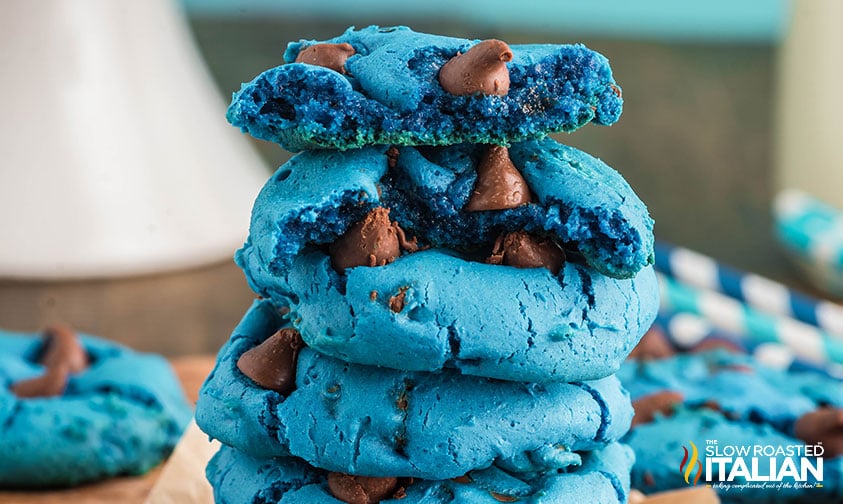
left=1, top=0, right=840, bottom=356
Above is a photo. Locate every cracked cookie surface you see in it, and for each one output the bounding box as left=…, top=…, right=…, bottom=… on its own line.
left=207, top=442, right=634, bottom=504
left=196, top=300, right=634, bottom=479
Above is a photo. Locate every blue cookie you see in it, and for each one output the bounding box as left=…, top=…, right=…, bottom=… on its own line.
left=207, top=442, right=634, bottom=504
left=234, top=139, right=657, bottom=382
left=227, top=26, right=622, bottom=151
left=195, top=300, right=633, bottom=480
left=619, top=349, right=843, bottom=431
left=236, top=139, right=653, bottom=281
left=0, top=329, right=192, bottom=488
left=625, top=409, right=843, bottom=503
left=254, top=250, right=657, bottom=383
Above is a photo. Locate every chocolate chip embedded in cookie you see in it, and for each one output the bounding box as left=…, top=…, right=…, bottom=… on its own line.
left=794, top=406, right=843, bottom=457
left=327, top=473, right=409, bottom=504
left=466, top=145, right=532, bottom=212
left=631, top=390, right=684, bottom=427
left=40, top=325, right=89, bottom=373
left=9, top=326, right=89, bottom=399
left=237, top=327, right=305, bottom=395
left=10, top=364, right=71, bottom=398
left=628, top=326, right=676, bottom=361
left=487, top=230, right=565, bottom=274
left=294, top=43, right=355, bottom=74
left=439, top=39, right=513, bottom=96
left=329, top=207, right=418, bottom=273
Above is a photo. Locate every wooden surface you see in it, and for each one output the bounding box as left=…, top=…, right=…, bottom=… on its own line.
left=0, top=261, right=256, bottom=358
left=0, top=356, right=216, bottom=504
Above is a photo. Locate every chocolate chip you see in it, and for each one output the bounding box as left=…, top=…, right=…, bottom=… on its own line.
left=700, top=400, right=724, bottom=414
left=466, top=146, right=532, bottom=212
left=396, top=390, right=409, bottom=411
left=10, top=326, right=89, bottom=399
left=610, top=84, right=622, bottom=98
left=294, top=43, right=356, bottom=74
left=690, top=338, right=743, bottom=354
left=40, top=325, right=88, bottom=373
left=720, top=364, right=754, bottom=374
left=330, top=208, right=418, bottom=274
left=236, top=328, right=304, bottom=395
left=794, top=406, right=843, bottom=457
left=386, top=146, right=400, bottom=169
left=394, top=434, right=407, bottom=453
left=389, top=286, right=409, bottom=313
left=628, top=326, right=676, bottom=361
left=486, top=231, right=565, bottom=274
left=327, top=473, right=402, bottom=504
left=11, top=364, right=71, bottom=398
left=439, top=39, right=513, bottom=96
left=631, top=390, right=685, bottom=428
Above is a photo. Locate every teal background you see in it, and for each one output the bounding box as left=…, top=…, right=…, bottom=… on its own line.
left=182, top=0, right=790, bottom=42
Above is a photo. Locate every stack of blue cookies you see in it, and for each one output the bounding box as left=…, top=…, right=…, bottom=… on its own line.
left=196, top=26, right=659, bottom=503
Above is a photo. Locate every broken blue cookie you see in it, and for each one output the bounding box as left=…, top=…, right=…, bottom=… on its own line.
left=207, top=442, right=634, bottom=504
left=227, top=26, right=623, bottom=151
left=195, top=300, right=634, bottom=480
left=233, top=139, right=657, bottom=382
left=0, top=327, right=192, bottom=488
left=236, top=140, right=653, bottom=282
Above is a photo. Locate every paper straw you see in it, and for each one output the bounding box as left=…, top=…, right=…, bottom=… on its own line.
left=657, top=273, right=843, bottom=366
left=654, top=309, right=842, bottom=377
left=774, top=189, right=843, bottom=269
left=655, top=241, right=843, bottom=338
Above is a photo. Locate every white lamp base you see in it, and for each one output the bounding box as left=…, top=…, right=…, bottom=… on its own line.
left=0, top=0, right=267, bottom=279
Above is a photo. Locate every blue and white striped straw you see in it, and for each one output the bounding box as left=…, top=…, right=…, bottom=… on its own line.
left=654, top=309, right=843, bottom=377
left=657, top=272, right=843, bottom=366
left=775, top=189, right=843, bottom=269
left=655, top=241, right=843, bottom=338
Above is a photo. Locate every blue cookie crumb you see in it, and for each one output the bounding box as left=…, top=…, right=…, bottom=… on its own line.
left=227, top=26, right=622, bottom=151
left=196, top=300, right=633, bottom=480
left=0, top=331, right=192, bottom=488
left=207, top=442, right=634, bottom=504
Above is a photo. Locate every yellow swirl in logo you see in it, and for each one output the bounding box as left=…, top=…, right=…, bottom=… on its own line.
left=682, top=441, right=700, bottom=485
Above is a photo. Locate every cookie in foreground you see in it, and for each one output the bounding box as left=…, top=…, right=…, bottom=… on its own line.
left=0, top=327, right=192, bottom=488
